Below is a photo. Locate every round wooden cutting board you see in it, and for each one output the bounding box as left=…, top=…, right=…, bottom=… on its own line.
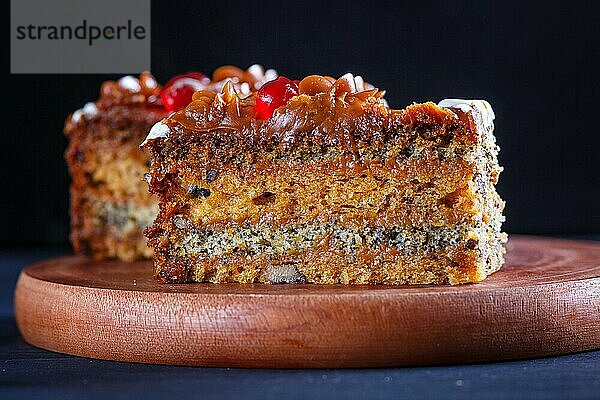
left=14, top=235, right=600, bottom=368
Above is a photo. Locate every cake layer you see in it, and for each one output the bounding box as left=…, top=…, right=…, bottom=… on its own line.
left=175, top=222, right=476, bottom=256
left=153, top=234, right=502, bottom=285
left=174, top=149, right=481, bottom=228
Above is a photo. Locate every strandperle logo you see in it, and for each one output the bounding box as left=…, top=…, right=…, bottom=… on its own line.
left=11, top=0, right=150, bottom=74
left=15, top=19, right=147, bottom=47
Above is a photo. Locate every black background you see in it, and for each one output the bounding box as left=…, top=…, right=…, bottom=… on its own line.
left=3, top=0, right=599, bottom=248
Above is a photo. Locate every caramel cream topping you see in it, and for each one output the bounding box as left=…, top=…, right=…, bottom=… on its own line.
left=140, top=70, right=491, bottom=150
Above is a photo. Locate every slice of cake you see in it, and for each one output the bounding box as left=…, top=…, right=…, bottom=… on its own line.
left=143, top=73, right=506, bottom=284
left=64, top=65, right=277, bottom=261
left=64, top=72, right=166, bottom=261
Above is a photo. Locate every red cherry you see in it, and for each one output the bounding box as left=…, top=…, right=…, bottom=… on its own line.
left=254, top=77, right=299, bottom=119
left=160, top=72, right=207, bottom=112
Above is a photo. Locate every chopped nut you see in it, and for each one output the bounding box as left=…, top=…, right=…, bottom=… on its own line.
left=252, top=192, right=276, bottom=205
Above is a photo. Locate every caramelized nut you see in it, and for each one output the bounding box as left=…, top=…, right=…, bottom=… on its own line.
left=298, top=75, right=333, bottom=95
left=252, top=192, right=276, bottom=205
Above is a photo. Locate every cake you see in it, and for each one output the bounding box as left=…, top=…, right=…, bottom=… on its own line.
left=64, top=65, right=277, bottom=261
left=143, top=72, right=506, bottom=284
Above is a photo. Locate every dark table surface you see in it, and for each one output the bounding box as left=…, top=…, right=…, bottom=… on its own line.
left=1, top=240, right=599, bottom=400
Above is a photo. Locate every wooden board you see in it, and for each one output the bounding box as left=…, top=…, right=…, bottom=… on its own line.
left=14, top=235, right=600, bottom=368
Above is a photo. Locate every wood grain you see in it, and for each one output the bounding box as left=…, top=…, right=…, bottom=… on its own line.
left=14, top=235, right=600, bottom=368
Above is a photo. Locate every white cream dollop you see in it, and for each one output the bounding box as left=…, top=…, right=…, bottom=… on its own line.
left=71, top=102, right=98, bottom=123
left=438, top=98, right=495, bottom=130
left=141, top=121, right=171, bottom=146
left=247, top=64, right=265, bottom=79
left=354, top=75, right=365, bottom=92
left=264, top=69, right=278, bottom=82
left=118, top=75, right=141, bottom=92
